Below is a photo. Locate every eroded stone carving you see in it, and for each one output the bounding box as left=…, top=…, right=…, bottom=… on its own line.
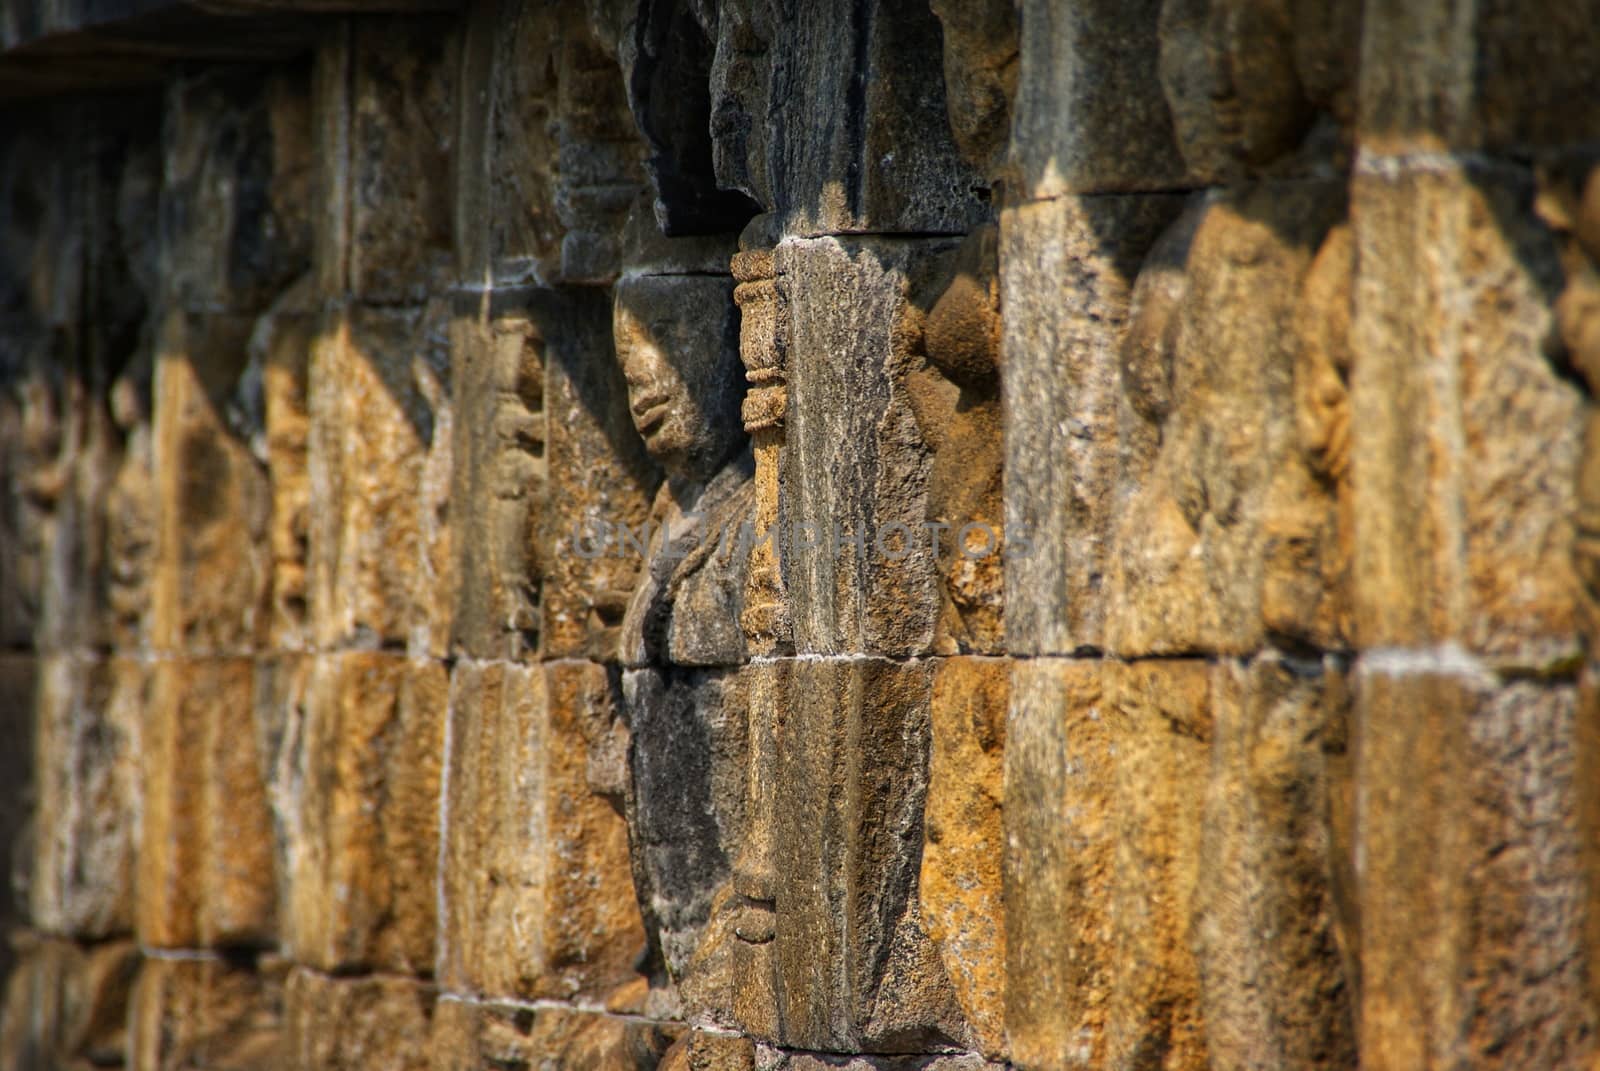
left=8, top=352, right=69, bottom=639
left=103, top=141, right=162, bottom=651
left=1537, top=162, right=1600, bottom=644
left=105, top=352, right=155, bottom=650
left=927, top=0, right=1019, bottom=179
left=1111, top=187, right=1339, bottom=654
left=731, top=222, right=790, bottom=657
left=1262, top=222, right=1355, bottom=649
left=703, top=0, right=987, bottom=235
left=708, top=0, right=776, bottom=211
left=1157, top=0, right=1362, bottom=181
left=905, top=224, right=1004, bottom=655
left=613, top=224, right=755, bottom=1017
left=620, top=0, right=760, bottom=234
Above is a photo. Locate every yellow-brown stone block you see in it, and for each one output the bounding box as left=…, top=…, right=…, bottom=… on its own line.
left=1350, top=166, right=1584, bottom=667
left=1193, top=656, right=1356, bottom=1069
left=0, top=936, right=138, bottom=1071
left=128, top=955, right=286, bottom=1071
left=430, top=998, right=678, bottom=1071
left=137, top=659, right=275, bottom=950
left=284, top=652, right=444, bottom=974
left=284, top=967, right=435, bottom=1071
left=1003, top=658, right=1208, bottom=1070
left=30, top=656, right=140, bottom=939
left=440, top=660, right=644, bottom=1001
left=919, top=657, right=1007, bottom=1059
left=308, top=302, right=453, bottom=654
left=1356, top=661, right=1593, bottom=1068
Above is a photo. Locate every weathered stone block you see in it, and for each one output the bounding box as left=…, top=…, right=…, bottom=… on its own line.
left=0, top=113, right=84, bottom=330
left=283, top=652, right=444, bottom=974
left=441, top=660, right=644, bottom=1001
left=919, top=657, right=1007, bottom=1060
left=135, top=660, right=204, bottom=949
left=151, top=308, right=272, bottom=655
left=552, top=31, right=647, bottom=285
left=159, top=65, right=312, bottom=314
left=0, top=656, right=35, bottom=975
left=1194, top=655, right=1356, bottom=1070
left=751, top=657, right=965, bottom=1053
left=30, top=656, right=140, bottom=939
left=622, top=665, right=748, bottom=1021
left=309, top=301, right=453, bottom=654
left=1003, top=658, right=1208, bottom=1070
left=284, top=967, right=434, bottom=1071
left=728, top=659, right=783, bottom=1040
left=1354, top=662, right=1594, bottom=1069
left=1261, top=221, right=1358, bottom=654
left=1350, top=166, right=1584, bottom=666
left=250, top=652, right=312, bottom=922
left=0, top=936, right=138, bottom=1071
left=256, top=276, right=318, bottom=651
left=448, top=292, right=545, bottom=661
left=1581, top=667, right=1600, bottom=1032
left=137, top=659, right=276, bottom=950
left=1000, top=193, right=1183, bottom=655
left=1013, top=0, right=1365, bottom=193
left=343, top=18, right=457, bottom=303
left=128, top=955, right=286, bottom=1071
left=483, top=4, right=642, bottom=286
left=658, top=1029, right=756, bottom=1071
left=926, top=0, right=1018, bottom=180
left=539, top=287, right=659, bottom=660
left=470, top=0, right=561, bottom=286
left=899, top=226, right=1005, bottom=656
left=703, top=0, right=986, bottom=236
left=0, top=108, right=162, bottom=654
left=1358, top=0, right=1600, bottom=157
left=777, top=236, right=961, bottom=657
left=104, top=351, right=158, bottom=654
left=1104, top=181, right=1347, bottom=658
left=753, top=1050, right=1003, bottom=1071
left=1010, top=0, right=1184, bottom=197
left=24, top=390, right=117, bottom=656
left=0, top=368, right=38, bottom=650
left=0, top=335, right=70, bottom=651
left=431, top=999, right=678, bottom=1071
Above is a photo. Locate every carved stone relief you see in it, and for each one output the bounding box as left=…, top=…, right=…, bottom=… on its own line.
left=612, top=223, right=755, bottom=1021
left=904, top=223, right=1004, bottom=655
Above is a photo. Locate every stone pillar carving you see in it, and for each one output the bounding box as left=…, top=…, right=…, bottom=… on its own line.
left=732, top=235, right=789, bottom=656
left=728, top=231, right=785, bottom=1043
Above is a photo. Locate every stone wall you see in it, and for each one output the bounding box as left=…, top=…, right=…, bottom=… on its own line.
left=2, top=2, right=1600, bottom=1069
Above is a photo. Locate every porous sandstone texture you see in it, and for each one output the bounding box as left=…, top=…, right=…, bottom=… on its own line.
left=2, top=1, right=1599, bottom=1069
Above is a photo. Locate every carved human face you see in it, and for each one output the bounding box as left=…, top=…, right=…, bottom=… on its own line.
left=613, top=274, right=745, bottom=481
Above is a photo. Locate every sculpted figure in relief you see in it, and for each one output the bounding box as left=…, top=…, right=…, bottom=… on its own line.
left=613, top=235, right=755, bottom=1017
left=614, top=269, right=753, bottom=670
left=1157, top=0, right=1360, bottom=180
